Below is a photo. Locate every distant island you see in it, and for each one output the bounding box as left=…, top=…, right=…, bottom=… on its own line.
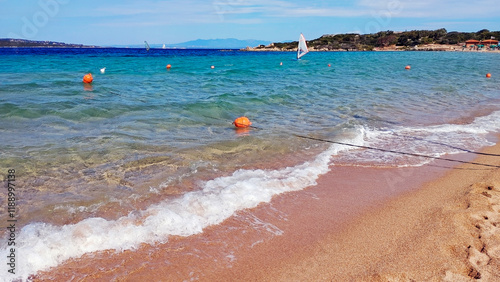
left=247, top=28, right=500, bottom=52
left=159, top=38, right=271, bottom=49
left=0, top=38, right=99, bottom=48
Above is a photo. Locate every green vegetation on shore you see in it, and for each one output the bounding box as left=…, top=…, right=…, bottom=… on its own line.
left=256, top=29, right=500, bottom=51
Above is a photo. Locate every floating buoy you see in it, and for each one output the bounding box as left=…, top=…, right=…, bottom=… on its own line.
left=211, top=65, right=215, bottom=69
left=486, top=73, right=491, bottom=78
left=233, top=116, right=252, bottom=128
left=280, top=62, right=283, bottom=66
left=328, top=64, right=331, bottom=67
left=166, top=64, right=172, bottom=69
left=100, top=67, right=106, bottom=74
left=83, top=73, right=93, bottom=83
left=405, top=65, right=411, bottom=70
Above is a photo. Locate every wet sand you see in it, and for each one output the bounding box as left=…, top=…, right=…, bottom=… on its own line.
left=33, top=142, right=500, bottom=281
left=264, top=143, right=500, bottom=281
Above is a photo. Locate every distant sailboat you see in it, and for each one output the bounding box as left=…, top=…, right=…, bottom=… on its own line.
left=162, top=44, right=166, bottom=49
left=144, top=41, right=150, bottom=52
left=297, top=33, right=309, bottom=60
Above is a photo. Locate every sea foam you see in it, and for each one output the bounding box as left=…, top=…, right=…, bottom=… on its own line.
left=0, top=130, right=362, bottom=281
left=335, top=111, right=500, bottom=167
left=2, top=108, right=500, bottom=280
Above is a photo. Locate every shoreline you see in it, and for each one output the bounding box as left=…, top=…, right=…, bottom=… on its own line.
left=242, top=43, right=500, bottom=53
left=33, top=139, right=500, bottom=280
left=242, top=48, right=500, bottom=53
left=260, top=140, right=500, bottom=281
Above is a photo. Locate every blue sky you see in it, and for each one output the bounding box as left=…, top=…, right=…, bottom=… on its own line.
left=2, top=0, right=499, bottom=45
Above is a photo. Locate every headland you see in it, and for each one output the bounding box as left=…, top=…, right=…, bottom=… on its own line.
left=244, top=28, right=500, bottom=52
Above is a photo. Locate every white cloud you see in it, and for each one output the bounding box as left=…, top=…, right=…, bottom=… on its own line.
left=89, top=0, right=365, bottom=22
left=359, top=0, right=500, bottom=19
left=64, top=0, right=500, bottom=29
left=277, top=7, right=369, bottom=17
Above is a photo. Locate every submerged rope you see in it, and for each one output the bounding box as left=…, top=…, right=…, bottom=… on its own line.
left=352, top=114, right=500, bottom=157
left=391, top=133, right=500, bottom=157
left=293, top=134, right=500, bottom=169
left=201, top=115, right=500, bottom=169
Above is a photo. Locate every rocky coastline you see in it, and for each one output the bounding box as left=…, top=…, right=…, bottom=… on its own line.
left=242, top=28, right=500, bottom=52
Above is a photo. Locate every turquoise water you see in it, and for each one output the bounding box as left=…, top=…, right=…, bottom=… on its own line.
left=2, top=50, right=499, bottom=165
left=1, top=48, right=500, bottom=279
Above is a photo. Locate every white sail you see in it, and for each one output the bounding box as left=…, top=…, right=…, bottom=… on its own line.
left=162, top=44, right=166, bottom=49
left=297, top=33, right=308, bottom=59
left=144, top=41, right=150, bottom=52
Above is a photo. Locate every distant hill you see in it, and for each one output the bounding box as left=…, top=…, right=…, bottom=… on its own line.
left=120, top=38, right=272, bottom=49
left=252, top=29, right=500, bottom=51
left=0, top=38, right=99, bottom=48
left=163, top=38, right=271, bottom=49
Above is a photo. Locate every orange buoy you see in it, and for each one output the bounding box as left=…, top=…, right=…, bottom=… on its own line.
left=405, top=65, right=411, bottom=70
left=233, top=116, right=252, bottom=128
left=83, top=73, right=93, bottom=83
left=486, top=73, right=492, bottom=78
left=328, top=64, right=331, bottom=67
left=166, top=64, right=172, bottom=69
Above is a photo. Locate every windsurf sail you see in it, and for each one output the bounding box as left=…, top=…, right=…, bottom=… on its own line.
left=297, top=33, right=309, bottom=59
left=144, top=41, right=150, bottom=52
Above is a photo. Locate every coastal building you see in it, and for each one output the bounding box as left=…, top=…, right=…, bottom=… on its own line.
left=481, top=39, right=499, bottom=49
left=481, top=39, right=498, bottom=45
left=464, top=39, right=498, bottom=50
left=465, top=39, right=480, bottom=47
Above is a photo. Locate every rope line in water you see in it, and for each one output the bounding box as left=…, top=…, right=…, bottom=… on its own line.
left=293, top=134, right=500, bottom=169
left=352, top=114, right=500, bottom=157
left=392, top=133, right=500, bottom=157
left=202, top=115, right=500, bottom=169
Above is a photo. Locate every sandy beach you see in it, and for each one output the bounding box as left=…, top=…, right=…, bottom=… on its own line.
left=263, top=149, right=500, bottom=281
left=32, top=136, right=500, bottom=281
left=262, top=146, right=500, bottom=281
left=211, top=145, right=500, bottom=281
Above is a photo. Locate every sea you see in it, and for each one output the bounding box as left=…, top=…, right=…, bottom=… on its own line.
left=1, top=48, right=500, bottom=280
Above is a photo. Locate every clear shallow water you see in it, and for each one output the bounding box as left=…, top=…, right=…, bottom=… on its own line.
left=1, top=48, right=500, bottom=279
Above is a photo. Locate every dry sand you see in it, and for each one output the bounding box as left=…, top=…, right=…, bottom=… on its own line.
left=266, top=143, right=500, bottom=281
left=33, top=140, right=500, bottom=281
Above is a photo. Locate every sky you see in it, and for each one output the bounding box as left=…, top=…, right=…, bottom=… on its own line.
left=1, top=0, right=500, bottom=46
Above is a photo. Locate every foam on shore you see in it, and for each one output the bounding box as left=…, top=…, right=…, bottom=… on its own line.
left=2, top=110, right=500, bottom=280
left=0, top=131, right=361, bottom=280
